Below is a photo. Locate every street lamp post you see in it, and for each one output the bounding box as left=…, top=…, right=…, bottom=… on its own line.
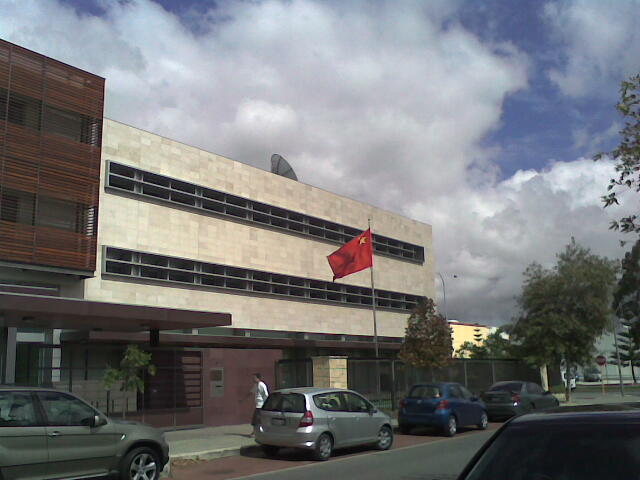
left=437, top=272, right=447, bottom=319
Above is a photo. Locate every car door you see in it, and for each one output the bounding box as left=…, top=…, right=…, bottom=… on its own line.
left=313, top=392, right=353, bottom=448
left=460, top=386, right=483, bottom=424
left=343, top=392, right=378, bottom=445
left=0, top=391, right=49, bottom=480
left=36, top=391, right=118, bottom=479
left=448, top=385, right=471, bottom=426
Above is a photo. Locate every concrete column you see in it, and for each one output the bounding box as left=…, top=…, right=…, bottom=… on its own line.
left=1, top=327, right=17, bottom=384
left=312, top=356, right=348, bottom=389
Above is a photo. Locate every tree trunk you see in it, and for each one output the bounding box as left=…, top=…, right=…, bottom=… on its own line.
left=565, top=370, right=572, bottom=403
left=632, top=365, right=637, bottom=384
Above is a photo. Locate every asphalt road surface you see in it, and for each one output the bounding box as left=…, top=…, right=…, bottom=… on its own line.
left=172, top=426, right=497, bottom=480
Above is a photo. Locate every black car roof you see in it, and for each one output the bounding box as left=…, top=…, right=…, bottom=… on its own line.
left=510, top=403, right=640, bottom=425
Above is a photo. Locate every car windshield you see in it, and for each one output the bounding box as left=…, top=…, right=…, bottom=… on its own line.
left=489, top=382, right=522, bottom=393
left=408, top=385, right=442, bottom=398
left=465, top=421, right=640, bottom=480
left=261, top=393, right=306, bottom=413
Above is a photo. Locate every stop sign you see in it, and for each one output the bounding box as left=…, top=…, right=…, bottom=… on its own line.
left=596, top=355, right=607, bottom=366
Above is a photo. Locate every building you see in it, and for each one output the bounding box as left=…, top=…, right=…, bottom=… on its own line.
left=449, top=321, right=491, bottom=357
left=0, top=39, right=435, bottom=427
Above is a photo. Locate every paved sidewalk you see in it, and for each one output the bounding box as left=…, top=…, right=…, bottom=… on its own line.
left=165, top=423, right=257, bottom=461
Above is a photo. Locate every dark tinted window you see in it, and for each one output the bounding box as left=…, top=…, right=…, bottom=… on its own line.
left=37, top=392, right=97, bottom=426
left=314, top=392, right=346, bottom=412
left=0, top=392, right=39, bottom=427
left=262, top=393, right=306, bottom=413
left=449, top=385, right=464, bottom=399
left=344, top=393, right=370, bottom=413
left=527, top=383, right=544, bottom=394
left=489, top=382, right=523, bottom=393
left=409, top=385, right=442, bottom=398
left=465, top=421, right=640, bottom=480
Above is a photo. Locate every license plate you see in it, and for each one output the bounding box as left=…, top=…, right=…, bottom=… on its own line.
left=271, top=417, right=285, bottom=426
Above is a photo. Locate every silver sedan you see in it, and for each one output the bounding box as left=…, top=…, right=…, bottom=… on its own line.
left=255, top=387, right=394, bottom=460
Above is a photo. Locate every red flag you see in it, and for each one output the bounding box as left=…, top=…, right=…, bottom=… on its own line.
left=327, top=229, right=373, bottom=281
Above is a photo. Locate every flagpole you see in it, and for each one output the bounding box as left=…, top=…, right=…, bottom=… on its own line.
left=368, top=218, right=379, bottom=359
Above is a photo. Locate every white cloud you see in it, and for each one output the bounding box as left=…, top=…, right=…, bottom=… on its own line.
left=543, top=0, right=640, bottom=97
left=1, top=0, right=632, bottom=326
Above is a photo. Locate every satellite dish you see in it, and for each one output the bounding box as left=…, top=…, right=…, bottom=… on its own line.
left=270, top=154, right=298, bottom=181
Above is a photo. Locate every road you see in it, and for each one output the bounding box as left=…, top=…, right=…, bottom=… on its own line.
left=171, top=427, right=496, bottom=480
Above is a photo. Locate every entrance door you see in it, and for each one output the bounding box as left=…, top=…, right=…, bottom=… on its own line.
left=36, top=391, right=118, bottom=479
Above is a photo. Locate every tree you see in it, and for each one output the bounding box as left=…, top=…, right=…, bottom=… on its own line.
left=596, top=73, right=640, bottom=234
left=611, top=238, right=640, bottom=383
left=609, top=319, right=640, bottom=383
left=457, top=328, right=516, bottom=359
left=103, top=344, right=157, bottom=417
left=511, top=239, right=618, bottom=401
left=399, top=298, right=453, bottom=369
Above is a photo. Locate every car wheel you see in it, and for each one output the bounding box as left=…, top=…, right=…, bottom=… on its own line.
left=478, top=412, right=488, bottom=430
left=120, top=446, right=161, bottom=480
left=444, top=416, right=457, bottom=437
left=313, top=433, right=333, bottom=461
left=399, top=424, right=411, bottom=435
left=376, top=425, right=393, bottom=450
left=261, top=445, right=279, bottom=457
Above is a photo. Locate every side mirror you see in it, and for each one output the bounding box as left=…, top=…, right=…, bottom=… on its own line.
left=368, top=406, right=378, bottom=415
left=83, top=415, right=107, bottom=427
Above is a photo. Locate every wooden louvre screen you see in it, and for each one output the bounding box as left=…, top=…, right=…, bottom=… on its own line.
left=0, top=39, right=104, bottom=272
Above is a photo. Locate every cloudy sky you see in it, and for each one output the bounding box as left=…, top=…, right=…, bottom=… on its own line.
left=2, top=0, right=639, bottom=325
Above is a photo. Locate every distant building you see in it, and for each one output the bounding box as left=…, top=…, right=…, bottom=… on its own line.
left=448, top=320, right=491, bottom=357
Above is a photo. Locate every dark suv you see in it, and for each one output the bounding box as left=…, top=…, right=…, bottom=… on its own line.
left=0, top=386, right=169, bottom=480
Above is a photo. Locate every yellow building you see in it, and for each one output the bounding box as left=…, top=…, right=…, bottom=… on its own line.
left=449, top=321, right=492, bottom=357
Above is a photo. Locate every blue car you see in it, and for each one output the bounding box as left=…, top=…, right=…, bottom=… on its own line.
left=398, top=382, right=488, bottom=436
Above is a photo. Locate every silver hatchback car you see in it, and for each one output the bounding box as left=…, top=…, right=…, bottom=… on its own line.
left=255, top=387, right=393, bottom=461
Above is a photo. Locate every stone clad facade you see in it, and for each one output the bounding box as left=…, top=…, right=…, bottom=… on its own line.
left=83, top=119, right=435, bottom=339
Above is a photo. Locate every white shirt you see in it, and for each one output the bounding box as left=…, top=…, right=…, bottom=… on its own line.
left=255, top=381, right=269, bottom=408
left=254, top=381, right=269, bottom=408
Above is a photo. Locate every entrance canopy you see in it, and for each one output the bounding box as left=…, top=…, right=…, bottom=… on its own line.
left=0, top=292, right=232, bottom=332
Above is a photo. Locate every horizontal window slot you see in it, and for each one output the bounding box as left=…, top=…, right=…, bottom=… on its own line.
left=271, top=217, right=287, bottom=228
left=253, top=271, right=270, bottom=282
left=225, top=205, right=248, bottom=219
left=110, top=163, right=135, bottom=178
left=105, top=248, right=132, bottom=262
left=103, top=247, right=423, bottom=312
left=201, top=275, right=224, bottom=287
left=202, top=199, right=224, bottom=213
left=143, top=172, right=170, bottom=187
left=226, top=278, right=247, bottom=290
left=253, top=212, right=270, bottom=224
left=140, top=266, right=167, bottom=280
left=226, top=196, right=247, bottom=207
left=108, top=175, right=135, bottom=192
left=112, top=157, right=428, bottom=265
left=171, top=180, right=196, bottom=194
left=202, top=189, right=225, bottom=202
left=251, top=282, right=271, bottom=293
left=170, top=191, right=196, bottom=206
left=202, top=264, right=225, bottom=275
left=226, top=267, right=246, bottom=278
left=169, top=258, right=195, bottom=271
left=105, top=261, right=131, bottom=275
left=140, top=253, right=168, bottom=267
left=142, top=184, right=170, bottom=200
left=168, top=271, right=195, bottom=283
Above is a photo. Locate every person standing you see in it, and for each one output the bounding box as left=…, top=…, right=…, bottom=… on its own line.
left=251, top=373, right=269, bottom=435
